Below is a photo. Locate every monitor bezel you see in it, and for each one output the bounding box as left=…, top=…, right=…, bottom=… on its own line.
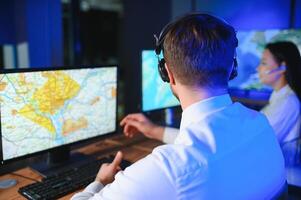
left=0, top=65, right=119, bottom=164
left=140, top=49, right=180, bottom=112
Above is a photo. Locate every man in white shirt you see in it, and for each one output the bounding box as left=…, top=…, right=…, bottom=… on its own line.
left=126, top=43, right=301, bottom=165
left=72, top=13, right=285, bottom=200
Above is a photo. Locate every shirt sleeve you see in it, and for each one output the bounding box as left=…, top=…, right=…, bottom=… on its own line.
left=71, top=181, right=104, bottom=200
left=163, top=127, right=180, bottom=144
left=71, top=153, right=175, bottom=200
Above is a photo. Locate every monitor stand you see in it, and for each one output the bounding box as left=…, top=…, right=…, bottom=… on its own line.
left=164, top=107, right=181, bottom=128
left=30, top=146, right=94, bottom=177
left=165, top=108, right=174, bottom=126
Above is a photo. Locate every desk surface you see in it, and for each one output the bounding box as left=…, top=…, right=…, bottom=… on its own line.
left=0, top=134, right=163, bottom=200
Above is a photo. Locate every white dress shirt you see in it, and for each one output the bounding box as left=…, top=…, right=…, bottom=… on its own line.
left=261, top=85, right=301, bottom=165
left=261, top=85, right=301, bottom=144
left=166, top=86, right=301, bottom=165
left=72, top=94, right=285, bottom=200
left=163, top=127, right=179, bottom=144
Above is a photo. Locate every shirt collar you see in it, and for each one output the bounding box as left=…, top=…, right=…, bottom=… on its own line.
left=270, top=85, right=293, bottom=101
left=180, top=94, right=233, bottom=131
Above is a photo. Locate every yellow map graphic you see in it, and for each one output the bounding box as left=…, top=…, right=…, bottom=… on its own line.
left=0, top=82, right=7, bottom=102
left=0, top=82, right=7, bottom=91
left=62, top=117, right=88, bottom=136
left=18, top=71, right=80, bottom=134
left=111, top=87, right=116, bottom=98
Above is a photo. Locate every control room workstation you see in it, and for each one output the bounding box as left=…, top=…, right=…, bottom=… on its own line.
left=1, top=0, right=301, bottom=199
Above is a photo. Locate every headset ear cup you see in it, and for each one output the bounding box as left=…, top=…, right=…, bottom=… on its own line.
left=158, top=58, right=170, bottom=82
left=229, top=58, right=238, bottom=80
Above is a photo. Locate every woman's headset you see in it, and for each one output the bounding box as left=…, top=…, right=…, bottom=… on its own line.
left=264, top=65, right=287, bottom=75
left=154, top=13, right=238, bottom=83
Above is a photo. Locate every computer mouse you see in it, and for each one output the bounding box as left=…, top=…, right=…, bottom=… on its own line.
left=0, top=179, right=17, bottom=189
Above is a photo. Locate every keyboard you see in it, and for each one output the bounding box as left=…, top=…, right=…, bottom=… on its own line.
left=18, top=156, right=132, bottom=200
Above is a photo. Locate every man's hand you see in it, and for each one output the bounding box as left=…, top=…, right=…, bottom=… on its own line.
left=120, top=113, right=164, bottom=141
left=95, top=151, right=123, bottom=186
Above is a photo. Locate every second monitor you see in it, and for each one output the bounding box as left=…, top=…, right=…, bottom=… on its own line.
left=142, top=50, right=180, bottom=112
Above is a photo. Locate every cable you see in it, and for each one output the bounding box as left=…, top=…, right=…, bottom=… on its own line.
left=10, top=172, right=41, bottom=183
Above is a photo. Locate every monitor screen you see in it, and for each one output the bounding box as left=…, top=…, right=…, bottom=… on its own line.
left=0, top=66, right=117, bottom=161
left=142, top=50, right=179, bottom=111
left=230, top=28, right=301, bottom=91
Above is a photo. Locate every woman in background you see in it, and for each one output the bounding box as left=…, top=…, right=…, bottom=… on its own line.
left=257, top=41, right=301, bottom=166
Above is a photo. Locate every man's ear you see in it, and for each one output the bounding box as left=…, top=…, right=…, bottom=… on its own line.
left=165, top=63, right=176, bottom=85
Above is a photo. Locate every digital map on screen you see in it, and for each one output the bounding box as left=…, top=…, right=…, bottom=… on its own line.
left=0, top=67, right=117, bottom=160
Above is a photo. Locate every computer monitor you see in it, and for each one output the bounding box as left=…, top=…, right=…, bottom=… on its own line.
left=230, top=28, right=301, bottom=91
left=0, top=66, right=117, bottom=165
left=141, top=50, right=180, bottom=112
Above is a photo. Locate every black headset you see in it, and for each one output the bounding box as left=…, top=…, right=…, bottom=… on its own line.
left=154, top=13, right=238, bottom=83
